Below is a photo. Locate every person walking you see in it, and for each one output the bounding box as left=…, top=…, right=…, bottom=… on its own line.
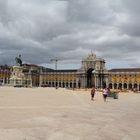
left=103, top=87, right=110, bottom=102
left=91, top=86, right=96, bottom=101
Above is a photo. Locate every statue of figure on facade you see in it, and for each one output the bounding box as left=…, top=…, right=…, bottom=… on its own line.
left=15, top=54, right=22, bottom=66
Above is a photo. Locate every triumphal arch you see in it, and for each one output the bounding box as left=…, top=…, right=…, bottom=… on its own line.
left=77, top=53, right=108, bottom=88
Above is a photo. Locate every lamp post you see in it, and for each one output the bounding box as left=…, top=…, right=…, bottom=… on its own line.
left=51, top=57, right=58, bottom=89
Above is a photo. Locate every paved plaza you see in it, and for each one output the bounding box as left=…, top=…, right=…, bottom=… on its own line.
left=0, top=87, right=140, bottom=140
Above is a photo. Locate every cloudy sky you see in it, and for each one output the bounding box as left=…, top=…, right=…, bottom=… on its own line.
left=0, top=0, right=140, bottom=69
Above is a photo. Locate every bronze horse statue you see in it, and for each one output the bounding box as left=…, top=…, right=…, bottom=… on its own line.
left=15, top=54, right=22, bottom=66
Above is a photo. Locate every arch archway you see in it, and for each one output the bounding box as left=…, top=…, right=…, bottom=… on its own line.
left=87, top=68, right=94, bottom=88
left=49, top=82, right=51, bottom=87
left=78, top=82, right=81, bottom=88
left=134, top=83, right=137, bottom=89
left=114, top=83, right=117, bottom=89
left=124, top=83, right=127, bottom=89
left=52, top=82, right=54, bottom=87
left=59, top=82, right=61, bottom=87
left=109, top=83, right=112, bottom=89
left=129, top=83, right=132, bottom=90
left=66, top=82, right=68, bottom=87
left=118, top=83, right=122, bottom=89
left=74, top=83, right=76, bottom=88
left=63, top=82, right=65, bottom=88
left=70, top=82, right=72, bottom=88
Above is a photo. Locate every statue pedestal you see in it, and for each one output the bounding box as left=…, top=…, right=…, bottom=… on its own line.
left=10, top=66, right=31, bottom=87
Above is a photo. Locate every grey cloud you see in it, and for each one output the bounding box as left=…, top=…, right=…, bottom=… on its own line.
left=67, top=0, right=115, bottom=25
left=0, top=0, right=140, bottom=69
left=113, top=0, right=140, bottom=37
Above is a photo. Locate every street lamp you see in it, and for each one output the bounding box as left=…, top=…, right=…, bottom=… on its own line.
left=51, top=57, right=59, bottom=89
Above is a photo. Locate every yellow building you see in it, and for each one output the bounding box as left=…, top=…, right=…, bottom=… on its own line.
left=0, top=65, right=11, bottom=85
left=108, top=69, right=140, bottom=90
left=40, top=69, right=78, bottom=88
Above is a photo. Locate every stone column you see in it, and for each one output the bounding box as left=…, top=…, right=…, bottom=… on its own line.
left=132, top=83, right=134, bottom=89
left=80, top=75, right=84, bottom=88
left=122, top=83, right=124, bottom=89
left=112, top=83, right=114, bottom=89
left=72, top=82, right=74, bottom=89
left=85, top=75, right=87, bottom=88
left=100, top=74, right=103, bottom=88
left=117, top=83, right=119, bottom=89
left=39, top=74, right=43, bottom=87
left=106, top=76, right=109, bottom=88
left=61, top=82, right=63, bottom=87
left=96, top=76, right=99, bottom=88
left=2, top=78, right=5, bottom=85
left=127, top=83, right=129, bottom=90
left=137, top=83, right=139, bottom=91
left=68, top=82, right=70, bottom=88
left=76, top=77, right=79, bottom=89
left=30, top=77, right=33, bottom=87
left=95, top=76, right=97, bottom=88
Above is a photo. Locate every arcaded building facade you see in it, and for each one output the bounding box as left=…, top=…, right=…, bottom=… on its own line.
left=0, top=65, right=11, bottom=85
left=108, top=69, right=140, bottom=90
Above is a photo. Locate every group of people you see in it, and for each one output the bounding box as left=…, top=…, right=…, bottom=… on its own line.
left=90, top=86, right=110, bottom=102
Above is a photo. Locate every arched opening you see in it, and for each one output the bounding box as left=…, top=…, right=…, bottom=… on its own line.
left=66, top=82, right=68, bottom=87
left=70, top=82, right=72, bottom=88
left=87, top=68, right=94, bottom=88
left=78, top=82, right=81, bottom=89
left=124, top=83, right=127, bottom=89
left=59, top=82, right=61, bottom=87
left=129, top=83, right=132, bottom=90
left=109, top=83, right=112, bottom=89
left=114, top=83, right=117, bottom=89
left=74, top=83, right=76, bottom=88
left=134, top=83, right=137, bottom=89
left=56, top=82, right=58, bottom=88
left=52, top=82, right=54, bottom=87
left=49, top=82, right=51, bottom=87
left=118, top=83, right=122, bottom=89
left=63, top=82, right=65, bottom=88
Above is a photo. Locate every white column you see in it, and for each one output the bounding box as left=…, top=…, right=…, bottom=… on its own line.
left=122, top=83, right=124, bottom=89
left=127, top=83, right=129, bottom=90
left=112, top=83, right=114, bottom=89
left=2, top=78, right=5, bottom=85
left=97, top=76, right=99, bottom=88
left=137, top=83, right=139, bottom=91
left=95, top=76, right=97, bottom=88
left=101, top=75, right=103, bottom=88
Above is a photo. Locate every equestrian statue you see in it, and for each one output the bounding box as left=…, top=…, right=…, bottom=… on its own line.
left=15, top=54, right=22, bottom=66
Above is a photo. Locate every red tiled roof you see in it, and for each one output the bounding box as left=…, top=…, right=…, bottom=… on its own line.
left=109, top=68, right=140, bottom=72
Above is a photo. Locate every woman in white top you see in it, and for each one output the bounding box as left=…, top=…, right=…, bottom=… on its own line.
left=103, top=87, right=110, bottom=102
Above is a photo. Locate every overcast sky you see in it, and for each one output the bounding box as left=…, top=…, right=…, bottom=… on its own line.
left=0, top=0, right=140, bottom=69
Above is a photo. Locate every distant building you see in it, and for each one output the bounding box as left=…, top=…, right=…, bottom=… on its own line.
left=108, top=68, right=140, bottom=90
left=0, top=65, right=11, bottom=85
left=38, top=53, right=108, bottom=89
left=1, top=53, right=140, bottom=90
